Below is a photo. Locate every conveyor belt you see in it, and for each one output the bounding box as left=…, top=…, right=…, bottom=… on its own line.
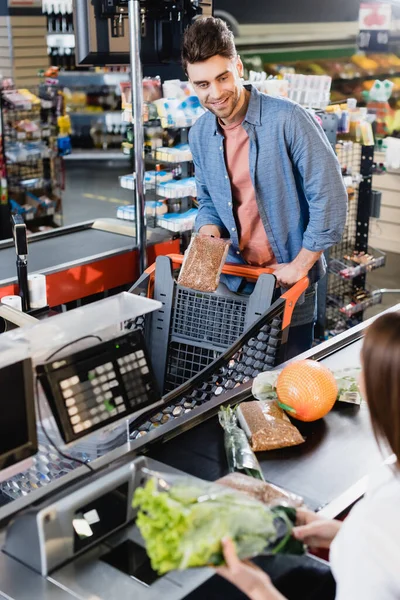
left=0, top=223, right=137, bottom=284
left=148, top=337, right=383, bottom=511
left=0, top=228, right=135, bottom=283
left=0, top=221, right=179, bottom=306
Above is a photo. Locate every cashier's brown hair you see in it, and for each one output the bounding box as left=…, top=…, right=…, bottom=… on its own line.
left=181, top=17, right=236, bottom=73
left=362, top=312, right=400, bottom=465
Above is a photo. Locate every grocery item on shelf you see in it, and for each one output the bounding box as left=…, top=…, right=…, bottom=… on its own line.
left=329, top=248, right=386, bottom=280
left=119, top=170, right=173, bottom=191
left=283, top=73, right=332, bottom=108
left=120, top=77, right=162, bottom=111
left=119, top=174, right=135, bottom=190
left=156, top=208, right=198, bottom=232
left=156, top=176, right=196, bottom=198
left=338, top=287, right=383, bottom=317
left=145, top=170, right=173, bottom=188
left=153, top=143, right=192, bottom=163
left=5, top=141, right=51, bottom=163
left=116, top=200, right=168, bottom=221
left=153, top=96, right=204, bottom=128
left=162, top=79, right=195, bottom=99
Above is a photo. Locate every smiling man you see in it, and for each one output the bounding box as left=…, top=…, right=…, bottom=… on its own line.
left=182, top=17, right=348, bottom=357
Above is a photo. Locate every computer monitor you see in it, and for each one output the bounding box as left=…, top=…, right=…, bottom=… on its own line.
left=0, top=358, right=38, bottom=481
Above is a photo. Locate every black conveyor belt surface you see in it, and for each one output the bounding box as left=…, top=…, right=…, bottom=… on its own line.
left=148, top=401, right=382, bottom=511
left=0, top=228, right=135, bottom=282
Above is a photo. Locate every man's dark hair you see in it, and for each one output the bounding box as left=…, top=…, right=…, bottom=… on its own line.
left=181, top=17, right=236, bottom=73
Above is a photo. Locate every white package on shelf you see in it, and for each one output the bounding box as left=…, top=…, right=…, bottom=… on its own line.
left=153, top=97, right=205, bottom=129
left=156, top=177, right=197, bottom=199
left=157, top=208, right=198, bottom=232
left=153, top=143, right=192, bottom=163
left=119, top=174, right=135, bottom=190
left=117, top=205, right=136, bottom=221
left=284, top=73, right=331, bottom=109
left=144, top=170, right=173, bottom=189
left=120, top=171, right=172, bottom=191
left=117, top=201, right=168, bottom=221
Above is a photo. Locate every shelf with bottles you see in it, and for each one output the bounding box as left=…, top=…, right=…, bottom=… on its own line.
left=328, top=247, right=386, bottom=280
left=43, top=0, right=76, bottom=70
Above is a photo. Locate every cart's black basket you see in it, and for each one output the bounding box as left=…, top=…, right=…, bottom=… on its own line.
left=128, top=254, right=308, bottom=439
left=130, top=255, right=278, bottom=394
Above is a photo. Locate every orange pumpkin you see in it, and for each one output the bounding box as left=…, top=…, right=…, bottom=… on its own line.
left=276, top=359, right=338, bottom=422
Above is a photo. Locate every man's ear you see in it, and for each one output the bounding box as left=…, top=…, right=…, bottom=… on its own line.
left=236, top=55, right=244, bottom=78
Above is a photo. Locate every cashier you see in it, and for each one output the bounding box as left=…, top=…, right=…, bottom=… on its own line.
left=216, top=312, right=400, bottom=600
left=182, top=18, right=348, bottom=357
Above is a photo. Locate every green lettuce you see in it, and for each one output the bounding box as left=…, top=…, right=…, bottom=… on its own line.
left=133, top=477, right=303, bottom=575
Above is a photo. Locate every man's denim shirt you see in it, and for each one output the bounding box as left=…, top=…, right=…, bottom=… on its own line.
left=189, top=85, right=348, bottom=293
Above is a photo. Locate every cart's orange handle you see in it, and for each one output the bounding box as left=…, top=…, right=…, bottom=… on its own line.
left=143, top=254, right=308, bottom=330
left=281, top=277, right=309, bottom=330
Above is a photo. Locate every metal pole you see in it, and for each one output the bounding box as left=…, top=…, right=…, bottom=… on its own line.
left=128, top=0, right=147, bottom=274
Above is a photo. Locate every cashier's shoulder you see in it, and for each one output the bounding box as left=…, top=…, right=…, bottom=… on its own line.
left=367, top=459, right=400, bottom=495
left=338, top=463, right=400, bottom=549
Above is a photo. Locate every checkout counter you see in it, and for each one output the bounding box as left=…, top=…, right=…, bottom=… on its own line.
left=0, top=220, right=179, bottom=306
left=0, top=294, right=395, bottom=600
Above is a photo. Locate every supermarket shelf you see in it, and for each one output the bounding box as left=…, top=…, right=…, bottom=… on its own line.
left=63, top=150, right=130, bottom=161
left=328, top=288, right=383, bottom=318
left=20, top=213, right=61, bottom=227
left=328, top=248, right=386, bottom=280
left=69, top=111, right=123, bottom=123
left=152, top=148, right=192, bottom=163
left=331, top=70, right=400, bottom=84
left=57, top=72, right=129, bottom=88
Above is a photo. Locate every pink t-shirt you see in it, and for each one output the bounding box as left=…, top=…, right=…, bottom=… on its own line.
left=220, top=119, right=276, bottom=267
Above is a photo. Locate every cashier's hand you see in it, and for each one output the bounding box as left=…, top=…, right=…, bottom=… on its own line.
left=216, top=538, right=287, bottom=600
left=270, top=262, right=308, bottom=288
left=292, top=509, right=342, bottom=550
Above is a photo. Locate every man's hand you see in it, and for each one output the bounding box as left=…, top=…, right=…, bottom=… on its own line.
left=270, top=262, right=308, bottom=288
left=199, top=225, right=221, bottom=237
left=270, top=248, right=322, bottom=287
left=292, top=508, right=342, bottom=550
left=216, top=538, right=286, bottom=600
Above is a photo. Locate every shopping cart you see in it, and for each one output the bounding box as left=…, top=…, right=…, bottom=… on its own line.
left=128, top=254, right=308, bottom=439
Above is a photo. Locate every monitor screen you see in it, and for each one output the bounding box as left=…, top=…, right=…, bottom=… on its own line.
left=0, top=359, right=37, bottom=473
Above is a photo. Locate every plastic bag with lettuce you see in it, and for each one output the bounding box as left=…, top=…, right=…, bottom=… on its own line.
left=133, top=469, right=304, bottom=575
